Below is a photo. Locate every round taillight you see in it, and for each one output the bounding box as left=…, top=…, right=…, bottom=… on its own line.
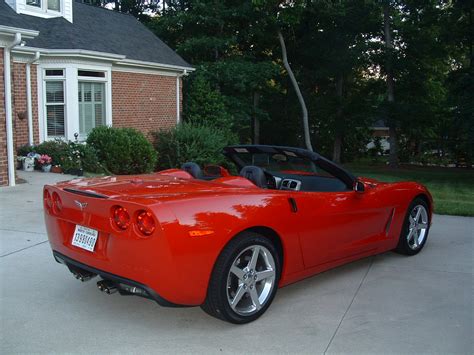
left=44, top=189, right=52, bottom=210
left=136, top=210, right=155, bottom=236
left=52, top=192, right=62, bottom=214
left=113, top=206, right=130, bottom=230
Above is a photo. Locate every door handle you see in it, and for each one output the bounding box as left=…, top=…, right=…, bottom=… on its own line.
left=288, top=197, right=298, bottom=213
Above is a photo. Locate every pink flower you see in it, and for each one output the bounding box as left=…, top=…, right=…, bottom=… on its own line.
left=38, top=154, right=52, bottom=165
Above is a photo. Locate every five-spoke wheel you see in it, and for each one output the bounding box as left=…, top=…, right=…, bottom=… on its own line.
left=227, top=245, right=276, bottom=316
left=395, top=197, right=430, bottom=255
left=201, top=232, right=280, bottom=324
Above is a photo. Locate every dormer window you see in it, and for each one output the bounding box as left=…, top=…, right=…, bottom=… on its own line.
left=48, top=0, right=61, bottom=11
left=6, top=0, right=72, bottom=24
left=26, top=0, right=61, bottom=12
left=26, top=0, right=41, bottom=8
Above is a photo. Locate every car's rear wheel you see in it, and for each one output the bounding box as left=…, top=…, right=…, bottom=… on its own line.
left=394, top=197, right=430, bottom=255
left=201, top=232, right=281, bottom=324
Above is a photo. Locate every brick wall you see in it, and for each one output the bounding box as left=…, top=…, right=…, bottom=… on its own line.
left=0, top=48, right=8, bottom=186
left=0, top=59, right=40, bottom=186
left=111, top=71, right=179, bottom=139
left=12, top=62, right=40, bottom=148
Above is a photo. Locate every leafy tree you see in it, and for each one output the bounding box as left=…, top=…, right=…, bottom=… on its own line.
left=184, top=68, right=233, bottom=130
left=90, top=0, right=471, bottom=166
left=149, top=0, right=279, bottom=142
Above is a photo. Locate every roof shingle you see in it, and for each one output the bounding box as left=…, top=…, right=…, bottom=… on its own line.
left=0, top=0, right=191, bottom=68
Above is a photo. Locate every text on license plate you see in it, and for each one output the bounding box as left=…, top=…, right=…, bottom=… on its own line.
left=72, top=225, right=98, bottom=252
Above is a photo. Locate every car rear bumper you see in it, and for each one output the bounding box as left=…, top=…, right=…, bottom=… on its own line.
left=52, top=250, right=184, bottom=307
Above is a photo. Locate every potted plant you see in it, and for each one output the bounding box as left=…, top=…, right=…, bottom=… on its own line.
left=51, top=165, right=63, bottom=173
left=22, top=152, right=37, bottom=172
left=37, top=154, right=52, bottom=172
left=17, top=156, right=26, bottom=170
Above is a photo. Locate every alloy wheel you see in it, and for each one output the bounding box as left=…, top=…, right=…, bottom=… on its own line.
left=226, top=245, right=276, bottom=316
left=406, top=204, right=429, bottom=250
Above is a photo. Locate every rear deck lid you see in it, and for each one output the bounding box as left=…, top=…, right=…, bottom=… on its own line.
left=53, top=174, right=246, bottom=200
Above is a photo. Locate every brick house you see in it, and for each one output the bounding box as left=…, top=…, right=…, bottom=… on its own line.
left=0, top=0, right=193, bottom=186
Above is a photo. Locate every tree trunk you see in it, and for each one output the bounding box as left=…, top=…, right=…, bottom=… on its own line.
left=252, top=91, right=260, bottom=145
left=384, top=1, right=398, bottom=168
left=332, top=74, right=344, bottom=163
left=278, top=30, right=313, bottom=152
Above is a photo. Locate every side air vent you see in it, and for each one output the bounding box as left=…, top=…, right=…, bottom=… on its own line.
left=63, top=188, right=109, bottom=199
left=280, top=179, right=302, bottom=191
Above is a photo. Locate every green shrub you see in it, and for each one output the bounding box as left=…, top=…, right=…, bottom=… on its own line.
left=77, top=144, right=103, bottom=173
left=152, top=122, right=237, bottom=170
left=87, top=126, right=157, bottom=174
left=58, top=142, right=105, bottom=174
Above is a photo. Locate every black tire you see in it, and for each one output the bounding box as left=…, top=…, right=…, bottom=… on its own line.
left=394, top=197, right=430, bottom=255
left=201, top=232, right=281, bottom=324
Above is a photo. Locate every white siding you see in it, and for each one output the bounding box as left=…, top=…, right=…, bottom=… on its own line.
left=5, top=0, right=17, bottom=11
left=63, top=0, right=73, bottom=23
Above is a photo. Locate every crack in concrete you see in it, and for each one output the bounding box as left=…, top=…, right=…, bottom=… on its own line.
left=0, top=240, right=48, bottom=258
left=323, top=256, right=375, bottom=354
left=0, top=228, right=46, bottom=236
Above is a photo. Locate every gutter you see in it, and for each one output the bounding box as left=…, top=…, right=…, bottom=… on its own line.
left=26, top=51, right=40, bottom=145
left=14, top=47, right=195, bottom=73
left=176, top=69, right=188, bottom=124
left=4, top=33, right=22, bottom=187
left=0, top=25, right=39, bottom=39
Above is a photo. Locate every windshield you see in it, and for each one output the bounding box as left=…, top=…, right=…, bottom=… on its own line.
left=228, top=149, right=318, bottom=175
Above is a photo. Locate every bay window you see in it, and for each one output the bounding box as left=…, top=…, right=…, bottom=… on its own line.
left=41, top=66, right=111, bottom=142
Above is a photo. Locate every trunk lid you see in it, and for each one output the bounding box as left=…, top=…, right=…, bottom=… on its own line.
left=53, top=174, right=246, bottom=200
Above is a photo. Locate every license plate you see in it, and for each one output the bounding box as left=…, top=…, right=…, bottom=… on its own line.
left=72, top=225, right=98, bottom=252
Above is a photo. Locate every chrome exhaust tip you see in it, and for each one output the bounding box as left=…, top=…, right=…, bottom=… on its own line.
left=97, top=279, right=118, bottom=294
left=70, top=268, right=96, bottom=282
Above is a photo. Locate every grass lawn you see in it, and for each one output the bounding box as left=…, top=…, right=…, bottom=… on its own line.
left=346, top=163, right=474, bottom=217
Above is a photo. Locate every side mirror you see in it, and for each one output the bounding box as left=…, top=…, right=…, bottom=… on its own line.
left=353, top=180, right=365, bottom=193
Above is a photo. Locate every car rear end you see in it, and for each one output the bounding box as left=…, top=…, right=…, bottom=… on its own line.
left=43, top=183, right=182, bottom=306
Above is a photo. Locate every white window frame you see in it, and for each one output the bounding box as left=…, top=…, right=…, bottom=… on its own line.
left=77, top=70, right=109, bottom=140
left=38, top=63, right=112, bottom=142
left=42, top=69, right=66, bottom=140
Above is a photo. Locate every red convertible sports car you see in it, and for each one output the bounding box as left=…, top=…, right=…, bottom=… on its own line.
left=44, top=145, right=433, bottom=323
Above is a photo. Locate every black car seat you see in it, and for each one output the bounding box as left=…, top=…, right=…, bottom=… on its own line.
left=240, top=166, right=267, bottom=188
left=181, top=162, right=203, bottom=179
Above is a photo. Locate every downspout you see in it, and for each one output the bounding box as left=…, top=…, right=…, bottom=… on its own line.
left=4, top=33, right=22, bottom=187
left=176, top=69, right=187, bottom=124
left=26, top=51, right=40, bottom=146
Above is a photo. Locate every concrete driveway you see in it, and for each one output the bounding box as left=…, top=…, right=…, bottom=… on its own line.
left=1, top=171, right=472, bottom=354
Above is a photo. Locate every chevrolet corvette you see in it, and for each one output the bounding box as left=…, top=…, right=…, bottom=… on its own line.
left=44, top=145, right=432, bottom=323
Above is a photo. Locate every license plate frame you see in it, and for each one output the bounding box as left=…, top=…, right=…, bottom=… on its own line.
left=72, top=225, right=98, bottom=252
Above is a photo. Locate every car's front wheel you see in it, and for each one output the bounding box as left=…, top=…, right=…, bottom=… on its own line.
left=201, top=232, right=281, bottom=324
left=394, top=197, right=430, bottom=255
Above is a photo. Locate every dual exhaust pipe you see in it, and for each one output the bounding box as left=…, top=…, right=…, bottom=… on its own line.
left=69, top=266, right=144, bottom=297
left=97, top=279, right=118, bottom=294
left=71, top=269, right=96, bottom=282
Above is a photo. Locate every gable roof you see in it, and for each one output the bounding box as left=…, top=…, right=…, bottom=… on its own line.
left=0, top=0, right=191, bottom=68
